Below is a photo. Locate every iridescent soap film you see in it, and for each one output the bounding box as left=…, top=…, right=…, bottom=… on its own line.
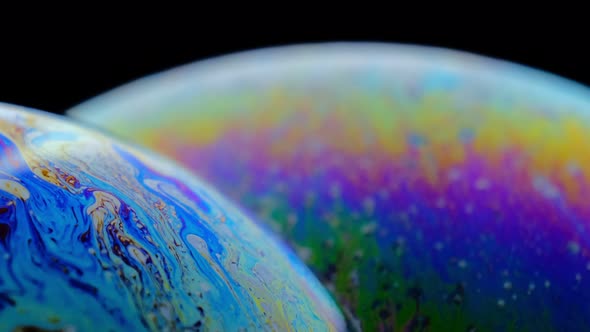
left=0, top=104, right=344, bottom=331
left=70, top=43, right=590, bottom=331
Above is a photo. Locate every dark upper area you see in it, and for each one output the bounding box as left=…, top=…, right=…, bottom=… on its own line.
left=0, top=17, right=587, bottom=114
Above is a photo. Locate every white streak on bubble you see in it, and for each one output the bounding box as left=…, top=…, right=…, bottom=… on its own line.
left=568, top=241, right=581, bottom=255
left=361, top=222, right=377, bottom=235
left=434, top=242, right=444, bottom=251
left=363, top=197, right=375, bottom=215
left=532, top=176, right=560, bottom=199
left=0, top=179, right=30, bottom=200
left=330, top=182, right=341, bottom=198
left=447, top=169, right=461, bottom=181
left=475, top=178, right=490, bottom=190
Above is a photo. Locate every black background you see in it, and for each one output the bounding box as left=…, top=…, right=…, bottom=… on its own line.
left=0, top=19, right=587, bottom=115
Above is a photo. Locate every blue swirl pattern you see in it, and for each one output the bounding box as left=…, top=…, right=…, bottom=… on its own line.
left=0, top=104, right=344, bottom=331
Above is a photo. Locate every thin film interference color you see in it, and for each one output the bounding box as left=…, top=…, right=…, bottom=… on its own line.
left=0, top=104, right=345, bottom=332
left=70, top=43, right=590, bottom=331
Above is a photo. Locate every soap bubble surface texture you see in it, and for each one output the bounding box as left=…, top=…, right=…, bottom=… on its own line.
left=0, top=103, right=344, bottom=331
left=70, top=43, right=590, bottom=331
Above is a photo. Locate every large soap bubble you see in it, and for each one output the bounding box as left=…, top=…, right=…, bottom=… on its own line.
left=70, top=43, right=590, bottom=331
left=0, top=103, right=344, bottom=331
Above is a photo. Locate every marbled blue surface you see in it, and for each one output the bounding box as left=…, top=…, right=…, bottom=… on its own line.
left=0, top=103, right=344, bottom=331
